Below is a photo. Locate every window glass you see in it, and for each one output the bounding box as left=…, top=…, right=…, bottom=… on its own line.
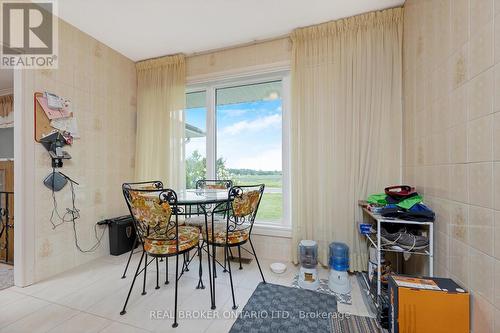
left=185, top=91, right=207, bottom=189
left=216, top=81, right=283, bottom=222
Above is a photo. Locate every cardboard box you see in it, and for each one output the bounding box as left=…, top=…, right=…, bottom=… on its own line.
left=388, top=275, right=469, bottom=333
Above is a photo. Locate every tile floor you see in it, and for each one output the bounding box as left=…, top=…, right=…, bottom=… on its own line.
left=0, top=252, right=372, bottom=333
left=0, top=263, right=14, bottom=291
left=0, top=263, right=13, bottom=270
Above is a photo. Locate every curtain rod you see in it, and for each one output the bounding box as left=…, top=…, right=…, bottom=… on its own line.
left=185, top=34, right=290, bottom=58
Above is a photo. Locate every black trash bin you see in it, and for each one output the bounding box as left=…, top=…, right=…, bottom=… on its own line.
left=103, top=215, right=137, bottom=256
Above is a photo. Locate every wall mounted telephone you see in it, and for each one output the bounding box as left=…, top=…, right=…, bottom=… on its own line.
left=40, top=132, right=71, bottom=168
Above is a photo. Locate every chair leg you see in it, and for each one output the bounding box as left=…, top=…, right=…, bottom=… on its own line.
left=238, top=245, right=243, bottom=270
left=196, top=242, right=204, bottom=289
left=121, top=237, right=137, bottom=279
left=225, top=246, right=238, bottom=310
left=165, top=257, right=169, bottom=284
left=172, top=253, right=180, bottom=328
left=142, top=253, right=147, bottom=295
left=213, top=246, right=217, bottom=278
left=249, top=238, right=266, bottom=283
left=212, top=244, right=217, bottom=307
left=205, top=241, right=215, bottom=310
left=183, top=252, right=190, bottom=272
left=223, top=247, right=227, bottom=272
left=155, top=258, right=160, bottom=290
left=204, top=215, right=214, bottom=310
left=120, top=250, right=145, bottom=315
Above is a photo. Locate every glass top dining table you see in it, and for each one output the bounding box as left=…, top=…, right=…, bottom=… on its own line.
left=176, top=188, right=230, bottom=205
left=141, top=188, right=230, bottom=206
left=176, top=188, right=231, bottom=310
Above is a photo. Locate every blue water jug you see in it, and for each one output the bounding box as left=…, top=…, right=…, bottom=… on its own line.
left=329, top=242, right=349, bottom=271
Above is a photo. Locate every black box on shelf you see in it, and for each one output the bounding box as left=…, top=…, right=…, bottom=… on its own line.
left=103, top=215, right=137, bottom=256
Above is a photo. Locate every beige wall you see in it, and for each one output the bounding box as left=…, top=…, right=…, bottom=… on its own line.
left=186, top=37, right=291, bottom=81
left=19, top=19, right=137, bottom=282
left=403, top=0, right=500, bottom=331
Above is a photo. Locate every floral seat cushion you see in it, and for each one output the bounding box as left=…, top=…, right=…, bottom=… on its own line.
left=202, top=225, right=249, bottom=245
left=129, top=191, right=172, bottom=230
left=233, top=190, right=260, bottom=217
left=205, top=184, right=229, bottom=190
left=138, top=184, right=162, bottom=190
left=144, top=226, right=199, bottom=255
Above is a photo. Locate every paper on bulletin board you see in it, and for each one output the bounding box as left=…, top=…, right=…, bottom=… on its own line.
left=50, top=103, right=79, bottom=138
left=36, top=96, right=70, bottom=120
left=50, top=116, right=79, bottom=138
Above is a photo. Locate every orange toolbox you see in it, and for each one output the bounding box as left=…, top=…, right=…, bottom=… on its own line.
left=388, top=275, right=469, bottom=333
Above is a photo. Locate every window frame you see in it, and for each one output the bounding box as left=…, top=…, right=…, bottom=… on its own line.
left=185, top=71, right=291, bottom=231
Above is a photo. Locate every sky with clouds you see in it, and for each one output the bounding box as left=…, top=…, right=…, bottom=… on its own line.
left=185, top=99, right=282, bottom=171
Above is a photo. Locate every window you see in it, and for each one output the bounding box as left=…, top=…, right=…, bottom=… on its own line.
left=184, top=75, right=290, bottom=226
left=185, top=91, right=207, bottom=189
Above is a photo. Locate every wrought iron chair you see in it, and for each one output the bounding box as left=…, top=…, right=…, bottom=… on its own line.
left=203, top=184, right=266, bottom=309
left=121, top=181, right=164, bottom=279
left=185, top=179, right=233, bottom=275
left=185, top=179, right=233, bottom=224
left=120, top=184, right=201, bottom=328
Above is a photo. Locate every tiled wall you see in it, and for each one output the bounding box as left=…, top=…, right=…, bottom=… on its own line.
left=22, top=19, right=137, bottom=282
left=242, top=234, right=291, bottom=262
left=403, top=0, right=500, bottom=331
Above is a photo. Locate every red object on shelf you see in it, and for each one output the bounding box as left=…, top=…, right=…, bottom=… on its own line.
left=384, top=185, right=416, bottom=198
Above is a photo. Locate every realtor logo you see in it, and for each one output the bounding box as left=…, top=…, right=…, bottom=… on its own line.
left=0, top=0, right=58, bottom=68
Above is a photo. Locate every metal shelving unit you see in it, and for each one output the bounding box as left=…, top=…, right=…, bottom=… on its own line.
left=361, top=207, right=434, bottom=306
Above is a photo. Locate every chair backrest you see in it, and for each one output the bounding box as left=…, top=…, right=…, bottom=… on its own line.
left=196, top=179, right=233, bottom=190
left=122, top=183, right=179, bottom=241
left=226, top=184, right=265, bottom=234
left=123, top=180, right=164, bottom=190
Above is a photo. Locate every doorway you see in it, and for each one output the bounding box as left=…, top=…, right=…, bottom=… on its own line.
left=0, top=68, right=14, bottom=289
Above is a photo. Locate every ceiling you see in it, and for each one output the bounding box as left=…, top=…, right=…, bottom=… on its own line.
left=58, top=0, right=404, bottom=62
left=0, top=69, right=13, bottom=92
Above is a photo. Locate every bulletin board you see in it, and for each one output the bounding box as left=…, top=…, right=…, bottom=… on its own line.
left=34, top=92, right=53, bottom=142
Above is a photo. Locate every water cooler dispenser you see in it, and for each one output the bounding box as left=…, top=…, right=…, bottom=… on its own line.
left=298, top=240, right=320, bottom=290
left=328, top=242, right=351, bottom=294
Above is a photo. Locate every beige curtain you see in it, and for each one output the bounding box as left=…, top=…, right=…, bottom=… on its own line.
left=135, top=54, right=186, bottom=189
left=290, top=8, right=403, bottom=271
left=0, top=94, right=14, bottom=128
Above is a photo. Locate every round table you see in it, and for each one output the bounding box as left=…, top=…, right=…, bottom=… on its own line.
left=177, top=189, right=230, bottom=310
left=176, top=188, right=230, bottom=206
